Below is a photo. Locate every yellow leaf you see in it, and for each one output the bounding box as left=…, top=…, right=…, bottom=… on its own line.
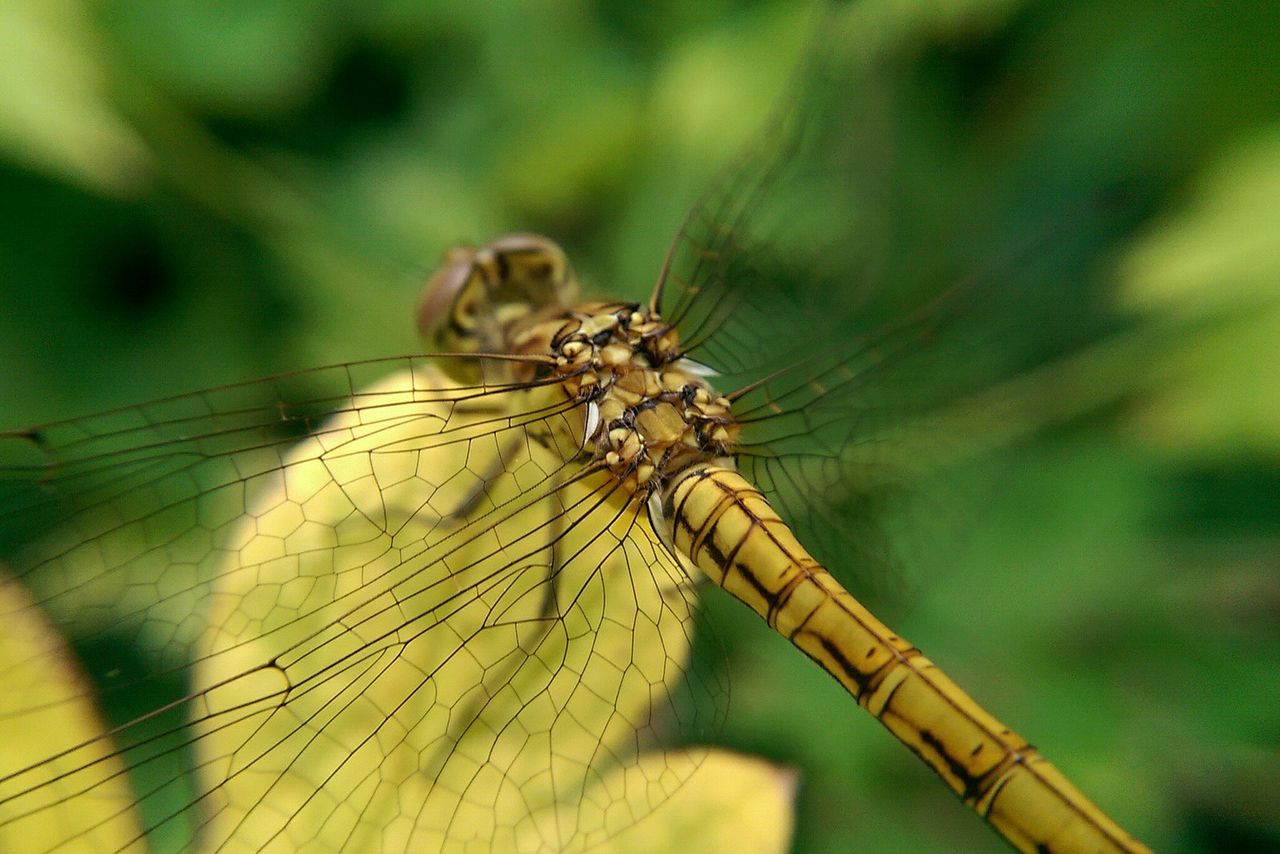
left=192, top=366, right=706, bottom=851
left=0, top=565, right=143, bottom=852
left=596, top=750, right=796, bottom=854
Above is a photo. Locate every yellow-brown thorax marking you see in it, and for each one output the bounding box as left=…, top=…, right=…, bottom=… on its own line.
left=516, top=301, right=738, bottom=490
left=417, top=234, right=740, bottom=494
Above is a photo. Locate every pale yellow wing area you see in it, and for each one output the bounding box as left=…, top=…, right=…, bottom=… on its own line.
left=0, top=565, right=143, bottom=853
left=192, top=365, right=712, bottom=852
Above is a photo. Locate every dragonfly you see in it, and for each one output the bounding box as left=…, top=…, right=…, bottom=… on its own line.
left=0, top=5, right=1154, bottom=853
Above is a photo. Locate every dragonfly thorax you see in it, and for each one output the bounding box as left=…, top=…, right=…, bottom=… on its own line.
left=516, top=300, right=739, bottom=493
left=419, top=234, right=739, bottom=495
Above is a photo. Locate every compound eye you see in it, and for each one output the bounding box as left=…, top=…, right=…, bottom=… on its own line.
left=417, top=246, right=478, bottom=337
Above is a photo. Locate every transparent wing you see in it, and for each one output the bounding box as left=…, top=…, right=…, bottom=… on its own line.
left=0, top=357, right=724, bottom=852
left=653, top=4, right=1141, bottom=610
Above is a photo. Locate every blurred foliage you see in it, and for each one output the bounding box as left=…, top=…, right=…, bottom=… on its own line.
left=0, top=0, right=1277, bottom=852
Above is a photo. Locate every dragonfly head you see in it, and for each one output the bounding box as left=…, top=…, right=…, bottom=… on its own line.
left=417, top=233, right=579, bottom=379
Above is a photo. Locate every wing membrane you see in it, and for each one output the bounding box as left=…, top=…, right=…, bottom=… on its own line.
left=653, top=5, right=1142, bottom=607
left=0, top=359, right=722, bottom=852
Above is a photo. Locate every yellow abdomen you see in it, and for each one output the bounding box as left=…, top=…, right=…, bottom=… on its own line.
left=663, top=465, right=1149, bottom=854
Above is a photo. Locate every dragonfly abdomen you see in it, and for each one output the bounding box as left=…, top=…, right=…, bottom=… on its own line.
left=663, top=465, right=1150, bottom=854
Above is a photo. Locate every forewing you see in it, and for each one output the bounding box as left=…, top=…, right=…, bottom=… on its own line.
left=654, top=3, right=1142, bottom=608
left=0, top=358, right=722, bottom=852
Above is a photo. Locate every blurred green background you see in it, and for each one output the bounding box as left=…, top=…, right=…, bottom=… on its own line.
left=2, top=0, right=1278, bottom=852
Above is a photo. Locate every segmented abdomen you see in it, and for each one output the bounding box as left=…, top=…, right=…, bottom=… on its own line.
left=663, top=465, right=1149, bottom=854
